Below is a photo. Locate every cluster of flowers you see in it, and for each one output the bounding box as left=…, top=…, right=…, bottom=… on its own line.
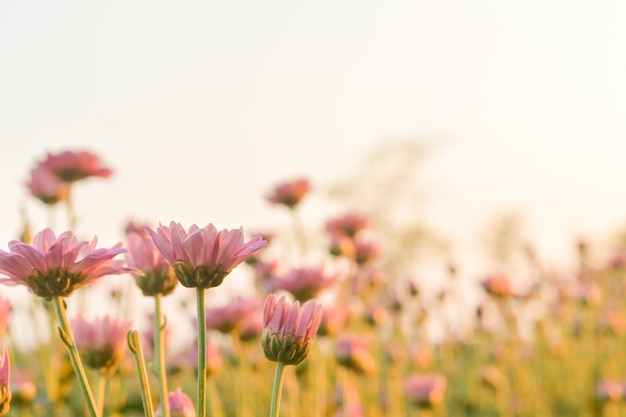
left=0, top=151, right=328, bottom=417
left=0, top=150, right=453, bottom=417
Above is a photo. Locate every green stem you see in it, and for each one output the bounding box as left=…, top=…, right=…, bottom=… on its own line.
left=96, top=373, right=107, bottom=417
left=269, top=361, right=286, bottom=417
left=196, top=288, right=207, bottom=417
left=51, top=296, right=99, bottom=417
left=127, top=330, right=155, bottom=417
left=154, top=294, right=171, bottom=417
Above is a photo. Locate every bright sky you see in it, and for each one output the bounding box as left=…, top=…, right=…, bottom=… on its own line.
left=1, top=0, right=626, bottom=281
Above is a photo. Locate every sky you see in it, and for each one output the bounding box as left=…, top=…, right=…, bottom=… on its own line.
left=1, top=0, right=626, bottom=291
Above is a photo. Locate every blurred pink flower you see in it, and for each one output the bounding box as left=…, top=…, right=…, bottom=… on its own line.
left=325, top=212, right=370, bottom=239
left=317, top=304, right=350, bottom=337
left=265, top=178, right=311, bottom=209
left=126, top=231, right=178, bottom=296
left=261, top=294, right=322, bottom=365
left=0, top=346, right=10, bottom=416
left=71, top=315, right=132, bottom=373
left=36, top=150, right=112, bottom=183
left=328, top=233, right=356, bottom=259
left=481, top=274, right=513, bottom=298
left=353, top=240, right=381, bottom=265
left=203, top=297, right=262, bottom=334
left=157, top=387, right=195, bottom=417
left=9, top=373, right=36, bottom=406
left=262, top=266, right=338, bottom=302
left=25, top=165, right=69, bottom=205
left=238, top=312, right=265, bottom=342
left=0, top=229, right=132, bottom=299
left=335, top=334, right=376, bottom=374
left=328, top=384, right=365, bottom=417
left=596, top=379, right=626, bottom=401
left=364, top=303, right=388, bottom=327
left=0, top=298, right=10, bottom=340
left=146, top=222, right=267, bottom=289
left=403, top=373, right=448, bottom=408
left=254, top=259, right=280, bottom=283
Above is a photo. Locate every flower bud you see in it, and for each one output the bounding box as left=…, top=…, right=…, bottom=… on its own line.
left=156, top=388, right=195, bottom=417
left=261, top=294, right=321, bottom=366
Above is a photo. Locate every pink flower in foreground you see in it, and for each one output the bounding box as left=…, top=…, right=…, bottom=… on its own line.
left=261, top=294, right=322, bottom=365
left=126, top=231, right=178, bottom=296
left=146, top=222, right=267, bottom=289
left=71, top=315, right=132, bottom=373
left=36, top=150, right=112, bottom=183
left=0, top=229, right=132, bottom=299
left=403, top=374, right=448, bottom=408
left=262, top=266, right=339, bottom=302
left=0, top=346, right=10, bottom=416
left=265, top=178, right=311, bottom=209
left=26, top=165, right=69, bottom=205
left=157, top=387, right=195, bottom=417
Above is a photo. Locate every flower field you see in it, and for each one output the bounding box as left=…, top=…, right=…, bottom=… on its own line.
left=1, top=149, right=626, bottom=417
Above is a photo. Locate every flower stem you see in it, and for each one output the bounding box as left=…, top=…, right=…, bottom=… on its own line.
left=196, top=288, right=207, bottom=417
left=51, top=296, right=99, bottom=417
left=127, top=330, right=155, bottom=417
left=96, top=373, right=107, bottom=417
left=154, top=294, right=171, bottom=417
left=269, top=361, right=286, bottom=417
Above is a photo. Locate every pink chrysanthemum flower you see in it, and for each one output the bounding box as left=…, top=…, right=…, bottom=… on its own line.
left=325, top=212, right=370, bottom=239
left=145, top=222, right=267, bottom=289
left=71, top=315, right=132, bottom=373
left=126, top=231, right=178, bottom=296
left=0, top=346, right=10, bottom=416
left=261, top=294, right=321, bottom=366
left=0, top=228, right=131, bottom=299
left=156, top=387, right=195, bottom=417
left=36, top=150, right=112, bottom=183
left=262, top=266, right=339, bottom=302
left=265, top=178, right=311, bottom=209
left=25, top=165, right=69, bottom=205
left=0, top=298, right=10, bottom=340
left=403, top=374, right=448, bottom=408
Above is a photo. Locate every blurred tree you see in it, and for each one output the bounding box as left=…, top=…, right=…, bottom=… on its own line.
left=325, top=138, right=448, bottom=280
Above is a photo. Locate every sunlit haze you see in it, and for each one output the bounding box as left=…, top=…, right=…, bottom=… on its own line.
left=1, top=0, right=625, bottom=280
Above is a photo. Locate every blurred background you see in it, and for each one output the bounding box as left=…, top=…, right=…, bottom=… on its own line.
left=2, top=3, right=626, bottom=415
left=1, top=1, right=626, bottom=285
